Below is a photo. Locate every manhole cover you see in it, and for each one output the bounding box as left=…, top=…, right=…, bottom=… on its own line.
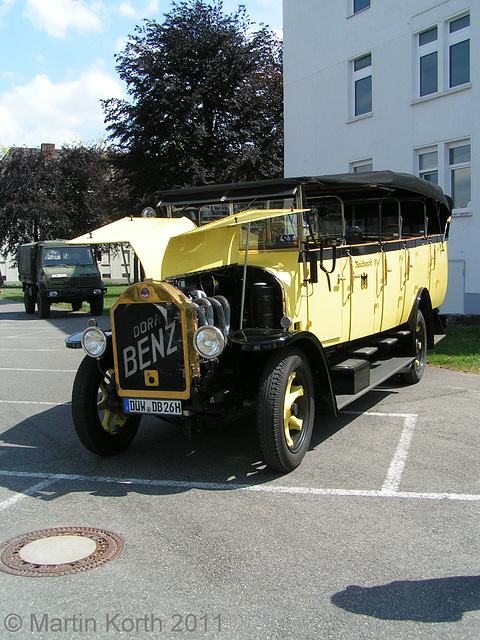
left=0, top=527, right=124, bottom=577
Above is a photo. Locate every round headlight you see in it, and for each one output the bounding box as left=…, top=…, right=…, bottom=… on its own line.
left=193, top=326, right=225, bottom=359
left=81, top=327, right=107, bottom=358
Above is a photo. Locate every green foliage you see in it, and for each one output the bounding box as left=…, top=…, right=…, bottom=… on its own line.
left=0, top=143, right=130, bottom=260
left=102, top=0, right=284, bottom=205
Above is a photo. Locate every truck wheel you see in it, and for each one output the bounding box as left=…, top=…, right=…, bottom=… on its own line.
left=37, top=292, right=50, bottom=318
left=72, top=355, right=140, bottom=455
left=71, top=301, right=82, bottom=312
left=401, top=310, right=427, bottom=385
left=256, top=348, right=315, bottom=473
left=24, top=290, right=36, bottom=314
left=90, top=297, right=104, bottom=316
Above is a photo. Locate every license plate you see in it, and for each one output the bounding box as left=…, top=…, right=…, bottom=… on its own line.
left=123, top=398, right=182, bottom=416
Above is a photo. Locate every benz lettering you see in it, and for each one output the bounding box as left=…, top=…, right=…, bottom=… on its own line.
left=123, top=321, right=178, bottom=378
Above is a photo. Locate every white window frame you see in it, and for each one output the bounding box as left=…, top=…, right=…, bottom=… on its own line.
left=414, top=13, right=470, bottom=100
left=448, top=140, right=471, bottom=216
left=350, top=159, right=373, bottom=173
left=448, top=14, right=470, bottom=89
left=350, top=53, right=372, bottom=119
left=349, top=0, right=370, bottom=16
left=417, top=26, right=439, bottom=97
left=417, top=147, right=439, bottom=184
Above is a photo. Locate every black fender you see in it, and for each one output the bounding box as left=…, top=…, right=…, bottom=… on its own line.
left=408, top=288, right=435, bottom=349
left=280, top=331, right=338, bottom=417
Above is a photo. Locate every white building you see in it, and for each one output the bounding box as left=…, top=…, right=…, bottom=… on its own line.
left=283, top=0, right=478, bottom=314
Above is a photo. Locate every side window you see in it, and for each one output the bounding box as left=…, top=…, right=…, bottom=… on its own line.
left=240, top=214, right=299, bottom=251
left=306, top=199, right=344, bottom=245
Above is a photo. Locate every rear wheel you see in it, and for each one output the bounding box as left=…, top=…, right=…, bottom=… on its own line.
left=257, top=348, right=315, bottom=473
left=24, top=289, right=36, bottom=314
left=401, top=310, right=427, bottom=384
left=72, top=355, right=140, bottom=455
left=37, top=292, right=50, bottom=318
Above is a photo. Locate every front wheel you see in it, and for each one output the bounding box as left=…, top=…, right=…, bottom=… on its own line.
left=37, top=292, right=50, bottom=318
left=71, top=300, right=82, bottom=312
left=401, top=310, right=427, bottom=385
left=72, top=355, right=140, bottom=455
left=256, top=348, right=315, bottom=473
left=89, top=296, right=104, bottom=316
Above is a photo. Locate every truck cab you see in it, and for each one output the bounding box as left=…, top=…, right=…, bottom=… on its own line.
left=18, top=240, right=105, bottom=318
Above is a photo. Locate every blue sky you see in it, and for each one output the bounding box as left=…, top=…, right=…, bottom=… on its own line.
left=0, top=0, right=282, bottom=150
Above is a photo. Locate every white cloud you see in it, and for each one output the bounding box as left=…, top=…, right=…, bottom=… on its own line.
left=24, top=0, right=107, bottom=38
left=117, top=0, right=159, bottom=20
left=0, top=65, right=125, bottom=148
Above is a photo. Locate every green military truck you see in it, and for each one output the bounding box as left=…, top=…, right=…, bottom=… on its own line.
left=18, top=240, right=105, bottom=318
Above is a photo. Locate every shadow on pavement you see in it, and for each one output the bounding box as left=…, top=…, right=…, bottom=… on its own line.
left=331, top=576, right=480, bottom=622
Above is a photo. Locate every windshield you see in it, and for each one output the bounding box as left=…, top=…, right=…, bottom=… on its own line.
left=43, top=246, right=94, bottom=266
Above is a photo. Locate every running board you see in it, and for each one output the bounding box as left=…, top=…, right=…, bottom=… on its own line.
left=335, top=355, right=415, bottom=410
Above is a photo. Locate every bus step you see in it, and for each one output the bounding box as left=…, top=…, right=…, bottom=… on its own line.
left=331, top=358, right=370, bottom=395
left=373, top=337, right=398, bottom=354
left=349, top=346, right=378, bottom=359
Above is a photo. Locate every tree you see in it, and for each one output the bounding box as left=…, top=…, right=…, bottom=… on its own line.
left=0, top=143, right=129, bottom=258
left=102, top=0, right=283, bottom=205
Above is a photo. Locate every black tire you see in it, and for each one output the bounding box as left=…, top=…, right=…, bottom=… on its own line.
left=257, top=348, right=315, bottom=473
left=401, top=310, right=427, bottom=385
left=90, top=297, right=104, bottom=316
left=24, top=290, right=36, bottom=314
left=71, top=301, right=82, bottom=312
left=72, top=355, right=140, bottom=455
left=37, top=292, right=50, bottom=319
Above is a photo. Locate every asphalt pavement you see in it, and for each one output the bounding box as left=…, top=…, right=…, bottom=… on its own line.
left=0, top=298, right=479, bottom=640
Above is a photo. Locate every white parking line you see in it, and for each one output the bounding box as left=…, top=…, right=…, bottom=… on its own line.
left=0, top=469, right=478, bottom=513
left=382, top=414, right=417, bottom=492
left=0, top=410, right=478, bottom=512
left=0, top=478, right=56, bottom=512
left=0, top=368, right=77, bottom=373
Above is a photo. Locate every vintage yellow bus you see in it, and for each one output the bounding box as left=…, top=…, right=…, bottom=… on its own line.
left=67, top=171, right=451, bottom=473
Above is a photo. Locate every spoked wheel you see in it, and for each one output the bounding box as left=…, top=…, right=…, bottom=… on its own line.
left=257, top=348, right=315, bottom=473
left=72, top=355, right=140, bottom=455
left=401, top=310, right=427, bottom=384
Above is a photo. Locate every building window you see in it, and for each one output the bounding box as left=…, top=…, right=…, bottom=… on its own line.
left=449, top=14, right=470, bottom=88
left=352, top=53, right=372, bottom=117
left=416, top=14, right=470, bottom=99
left=353, top=0, right=370, bottom=14
left=351, top=160, right=373, bottom=173
left=418, top=27, right=438, bottom=96
left=449, top=142, right=471, bottom=212
left=418, top=149, right=438, bottom=184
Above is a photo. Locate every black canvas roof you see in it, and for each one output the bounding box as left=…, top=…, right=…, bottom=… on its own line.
left=157, top=171, right=452, bottom=211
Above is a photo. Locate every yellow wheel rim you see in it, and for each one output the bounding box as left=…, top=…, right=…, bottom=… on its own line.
left=97, top=371, right=127, bottom=433
left=283, top=371, right=305, bottom=449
